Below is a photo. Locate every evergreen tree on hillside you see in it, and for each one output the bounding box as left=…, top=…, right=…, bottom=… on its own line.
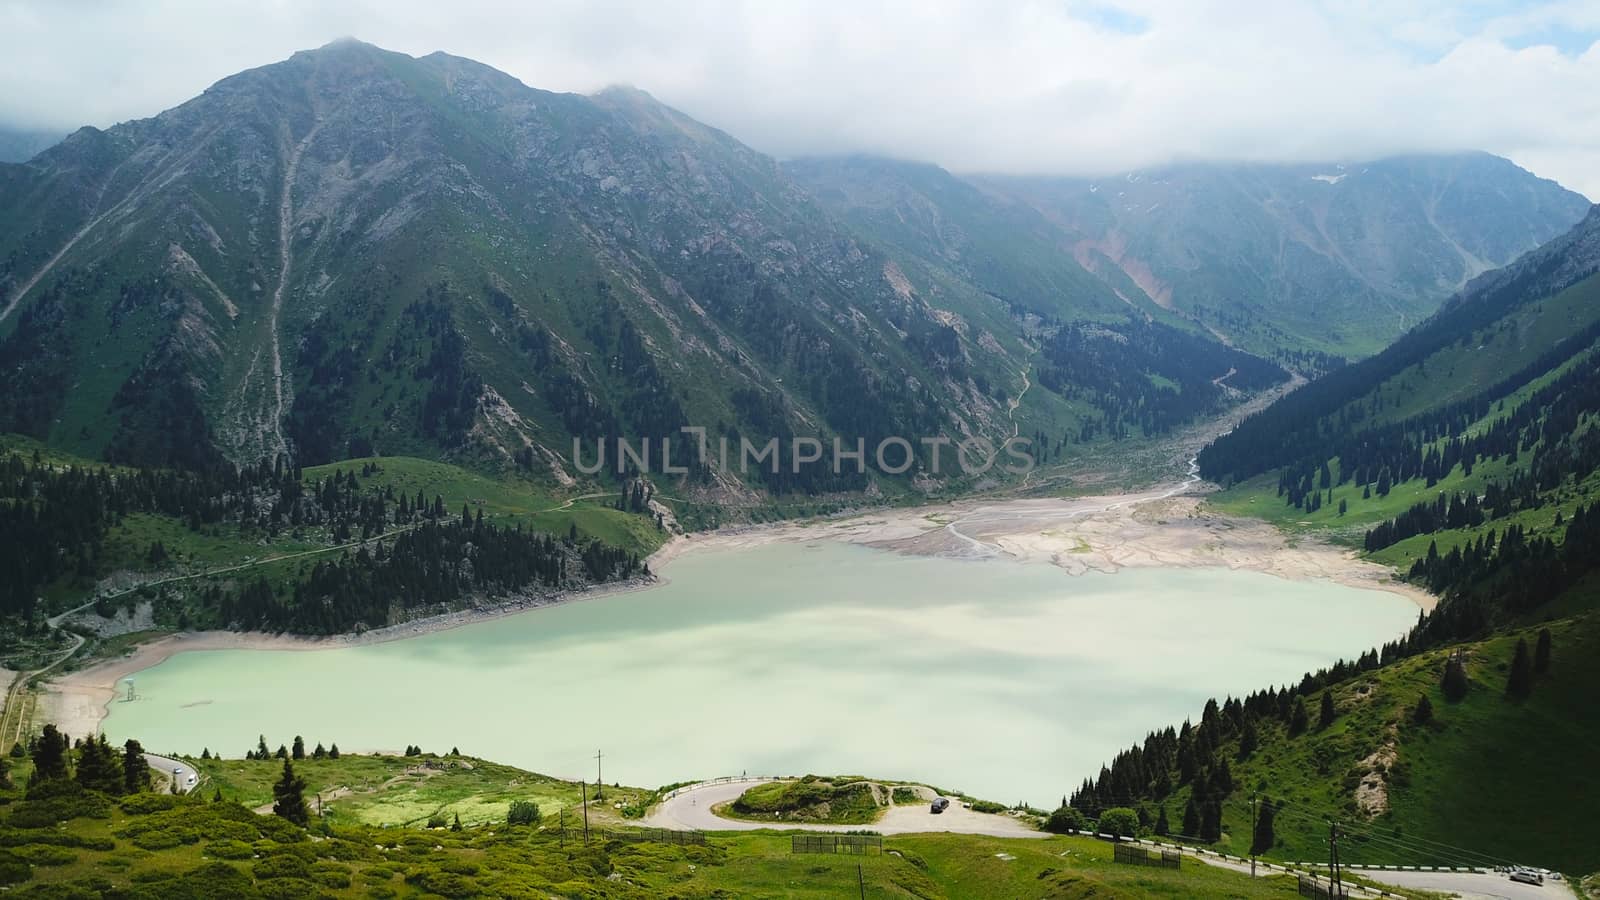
left=313, top=742, right=326, bottom=760
left=329, top=743, right=340, bottom=759
left=75, top=735, right=122, bottom=794
left=1288, top=697, right=1309, bottom=736
left=1412, top=693, right=1434, bottom=725
left=31, top=724, right=69, bottom=782
left=1251, top=797, right=1276, bottom=855
left=272, top=759, right=309, bottom=826
left=1200, top=800, right=1223, bottom=842
left=123, top=740, right=151, bottom=793
left=1507, top=638, right=1533, bottom=698
left=1534, top=628, right=1552, bottom=673
left=1442, top=656, right=1469, bottom=701
left=1155, top=805, right=1170, bottom=836
left=291, top=736, right=305, bottom=760
left=1238, top=719, right=1259, bottom=759
left=1182, top=796, right=1200, bottom=837
left=1318, top=691, right=1336, bottom=730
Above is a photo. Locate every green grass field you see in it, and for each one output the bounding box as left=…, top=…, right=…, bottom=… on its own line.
left=192, top=751, right=645, bottom=829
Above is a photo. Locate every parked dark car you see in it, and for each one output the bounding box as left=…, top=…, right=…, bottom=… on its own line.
left=930, top=797, right=950, bottom=814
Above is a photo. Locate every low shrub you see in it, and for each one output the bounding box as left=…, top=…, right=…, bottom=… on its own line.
left=405, top=867, right=478, bottom=898
left=1044, top=806, right=1085, bottom=834
left=253, top=853, right=311, bottom=880
left=0, top=848, right=31, bottom=885
left=14, top=844, right=76, bottom=866
left=131, top=829, right=194, bottom=851
left=205, top=839, right=256, bottom=860
left=257, top=876, right=320, bottom=899
left=119, top=794, right=184, bottom=815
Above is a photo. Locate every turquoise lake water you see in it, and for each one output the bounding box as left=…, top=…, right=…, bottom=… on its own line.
left=103, top=541, right=1418, bottom=805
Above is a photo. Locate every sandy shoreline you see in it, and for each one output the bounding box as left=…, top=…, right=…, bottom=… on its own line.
left=39, top=477, right=1432, bottom=740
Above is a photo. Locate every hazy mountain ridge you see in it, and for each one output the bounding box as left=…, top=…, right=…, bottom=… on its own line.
left=789, top=154, right=1589, bottom=360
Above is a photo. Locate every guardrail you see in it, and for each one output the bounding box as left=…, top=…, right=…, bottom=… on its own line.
left=660, top=775, right=790, bottom=801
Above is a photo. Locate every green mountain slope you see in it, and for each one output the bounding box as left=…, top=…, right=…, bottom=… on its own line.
left=1061, top=204, right=1600, bottom=878
left=1069, top=603, right=1600, bottom=874
left=0, top=41, right=1290, bottom=498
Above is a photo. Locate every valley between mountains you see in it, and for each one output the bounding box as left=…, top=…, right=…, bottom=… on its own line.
left=2, top=35, right=1600, bottom=899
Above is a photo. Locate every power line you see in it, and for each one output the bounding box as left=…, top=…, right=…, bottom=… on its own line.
left=1259, top=796, right=1516, bottom=866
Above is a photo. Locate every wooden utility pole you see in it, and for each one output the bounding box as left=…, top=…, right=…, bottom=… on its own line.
left=595, top=749, right=604, bottom=801
left=1329, top=821, right=1343, bottom=897
left=581, top=781, right=591, bottom=846
left=1250, top=792, right=1257, bottom=877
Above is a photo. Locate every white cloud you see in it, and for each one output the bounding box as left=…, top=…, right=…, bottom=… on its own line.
left=1, top=0, right=1596, bottom=198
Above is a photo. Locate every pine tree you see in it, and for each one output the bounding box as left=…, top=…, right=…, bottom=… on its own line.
left=1181, top=795, right=1200, bottom=837
left=329, top=743, right=340, bottom=759
left=32, top=724, right=70, bottom=782
left=1441, top=656, right=1469, bottom=702
left=200, top=748, right=211, bottom=760
left=256, top=735, right=270, bottom=758
left=1251, top=797, right=1276, bottom=855
left=119, top=740, right=151, bottom=793
left=1200, top=800, right=1223, bottom=842
left=313, top=742, right=327, bottom=760
left=272, top=759, right=309, bottom=826
left=212, top=787, right=223, bottom=803
left=1237, top=718, right=1259, bottom=759
left=1534, top=628, right=1552, bottom=674
left=1155, top=805, right=1170, bottom=836
left=275, top=744, right=288, bottom=759
left=292, top=736, right=305, bottom=760
left=1507, top=638, right=1533, bottom=698
left=1288, top=697, right=1309, bottom=736
left=451, top=812, right=463, bottom=832
left=75, top=735, right=122, bottom=794
left=1318, top=691, right=1336, bottom=730
left=1412, top=693, right=1433, bottom=725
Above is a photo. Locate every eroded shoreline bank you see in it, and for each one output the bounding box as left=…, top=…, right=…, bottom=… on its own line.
left=40, top=478, right=1431, bottom=740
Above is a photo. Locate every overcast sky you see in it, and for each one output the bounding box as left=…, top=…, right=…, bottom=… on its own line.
left=2, top=0, right=1597, bottom=197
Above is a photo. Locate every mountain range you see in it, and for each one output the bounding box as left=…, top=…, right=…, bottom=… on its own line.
left=0, top=40, right=1588, bottom=494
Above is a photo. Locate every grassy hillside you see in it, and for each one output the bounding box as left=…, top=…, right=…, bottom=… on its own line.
left=1067, top=599, right=1600, bottom=877
left=1211, top=611, right=1596, bottom=871
left=0, top=766, right=1322, bottom=898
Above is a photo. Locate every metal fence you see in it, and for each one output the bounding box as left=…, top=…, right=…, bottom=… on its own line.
left=611, top=828, right=707, bottom=846
left=1296, top=875, right=1349, bottom=899
left=1112, top=843, right=1181, bottom=869
left=791, top=834, right=883, bottom=855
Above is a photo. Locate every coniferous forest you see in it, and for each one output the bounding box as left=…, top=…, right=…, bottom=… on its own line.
left=0, top=450, right=644, bottom=636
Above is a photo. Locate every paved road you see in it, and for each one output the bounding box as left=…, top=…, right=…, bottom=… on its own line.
left=1360, top=868, right=1576, bottom=900
left=145, top=754, right=198, bottom=794
left=642, top=779, right=1044, bottom=838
